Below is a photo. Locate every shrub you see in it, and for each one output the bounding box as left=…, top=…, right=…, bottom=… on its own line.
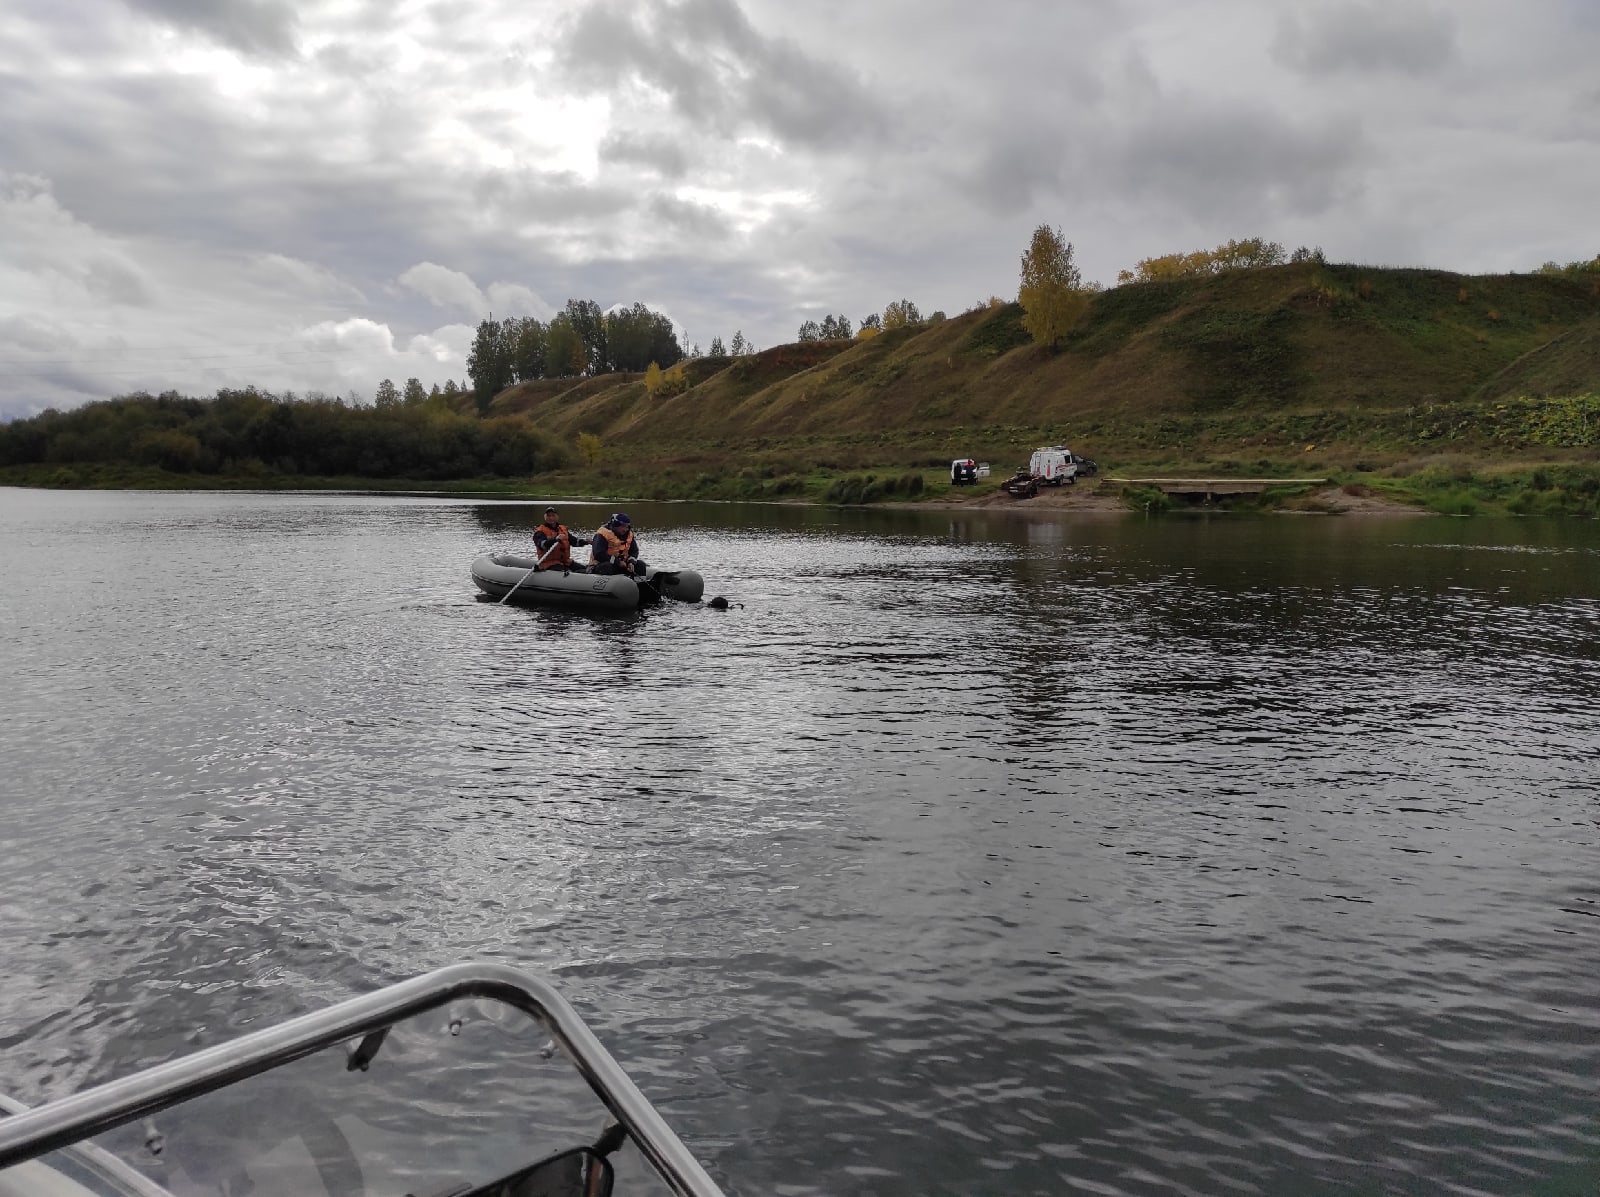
left=824, top=475, right=865, bottom=504
left=1120, top=484, right=1171, bottom=512
left=1428, top=489, right=1479, bottom=516
left=824, top=471, right=925, bottom=504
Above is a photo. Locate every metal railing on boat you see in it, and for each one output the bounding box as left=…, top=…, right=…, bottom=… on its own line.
left=0, top=962, right=726, bottom=1197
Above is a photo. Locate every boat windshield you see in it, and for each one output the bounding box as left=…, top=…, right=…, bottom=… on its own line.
left=0, top=966, right=715, bottom=1197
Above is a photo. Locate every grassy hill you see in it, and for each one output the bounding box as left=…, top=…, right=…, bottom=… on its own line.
left=8, top=262, right=1595, bottom=514
left=491, top=262, right=1598, bottom=502
left=1478, top=316, right=1600, bottom=400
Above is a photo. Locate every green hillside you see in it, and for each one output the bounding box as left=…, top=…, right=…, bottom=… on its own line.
left=5, top=262, right=1597, bottom=513
left=1477, top=317, right=1600, bottom=400
left=493, top=263, right=1599, bottom=491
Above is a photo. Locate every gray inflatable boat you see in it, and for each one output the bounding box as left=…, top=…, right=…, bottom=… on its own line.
left=471, top=553, right=705, bottom=611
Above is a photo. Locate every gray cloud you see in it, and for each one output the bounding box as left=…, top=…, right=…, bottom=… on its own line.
left=1274, top=3, right=1458, bottom=76
left=120, top=0, right=299, bottom=56
left=558, top=0, right=889, bottom=150
left=83, top=256, right=154, bottom=306
left=400, top=263, right=488, bottom=314
left=1102, top=104, right=1370, bottom=225
left=0, top=59, right=584, bottom=292
left=958, top=126, right=1073, bottom=218
left=0, top=315, right=75, bottom=355
left=2, top=0, right=1599, bottom=416
left=1563, top=86, right=1600, bottom=142
left=600, top=130, right=691, bottom=179
left=244, top=253, right=367, bottom=304
left=648, top=194, right=735, bottom=241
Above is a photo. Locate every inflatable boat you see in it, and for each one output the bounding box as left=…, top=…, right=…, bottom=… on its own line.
left=471, top=553, right=705, bottom=611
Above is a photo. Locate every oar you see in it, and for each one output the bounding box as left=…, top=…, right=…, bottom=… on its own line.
left=635, top=571, right=663, bottom=605
left=622, top=559, right=662, bottom=605
left=498, top=541, right=560, bottom=604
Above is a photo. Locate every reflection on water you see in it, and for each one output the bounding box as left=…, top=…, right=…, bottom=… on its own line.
left=1, top=488, right=1599, bottom=1196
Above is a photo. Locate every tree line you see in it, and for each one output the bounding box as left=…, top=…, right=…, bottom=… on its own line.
left=1535, top=253, right=1600, bottom=279
left=1020, top=227, right=1596, bottom=352
left=372, top=377, right=471, bottom=407
left=1018, top=232, right=1311, bottom=348
left=1115, top=238, right=1324, bottom=285
left=0, top=388, right=565, bottom=480
left=794, top=300, right=949, bottom=345
left=465, top=298, right=687, bottom=413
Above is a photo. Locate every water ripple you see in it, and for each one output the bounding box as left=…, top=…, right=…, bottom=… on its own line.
left=1, top=491, right=1598, bottom=1194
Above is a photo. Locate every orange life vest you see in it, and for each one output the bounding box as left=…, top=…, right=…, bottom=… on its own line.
left=595, top=525, right=634, bottom=566
left=536, top=520, right=572, bottom=569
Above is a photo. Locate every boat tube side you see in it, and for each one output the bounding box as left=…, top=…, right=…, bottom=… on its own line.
left=642, top=567, right=704, bottom=604
left=472, top=556, right=706, bottom=608
left=471, top=554, right=642, bottom=610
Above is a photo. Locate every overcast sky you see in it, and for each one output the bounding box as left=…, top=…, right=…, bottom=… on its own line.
left=3, top=0, right=1597, bottom=417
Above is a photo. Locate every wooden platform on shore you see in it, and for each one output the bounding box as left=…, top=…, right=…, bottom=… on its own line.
left=1108, top=477, right=1328, bottom=497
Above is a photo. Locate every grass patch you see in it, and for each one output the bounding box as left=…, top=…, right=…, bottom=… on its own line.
left=960, top=303, right=1032, bottom=358
left=1160, top=307, right=1302, bottom=409
left=1354, top=460, right=1600, bottom=517
left=1113, top=484, right=1173, bottom=512
left=823, top=471, right=928, bottom=505
left=1068, top=281, right=1189, bottom=356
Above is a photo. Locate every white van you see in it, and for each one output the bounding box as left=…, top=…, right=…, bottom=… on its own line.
left=1028, top=446, right=1077, bottom=486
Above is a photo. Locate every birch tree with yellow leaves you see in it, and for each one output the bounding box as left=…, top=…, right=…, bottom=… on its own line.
left=1018, top=225, right=1090, bottom=349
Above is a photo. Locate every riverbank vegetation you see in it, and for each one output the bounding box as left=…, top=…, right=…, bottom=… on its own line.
left=0, top=388, right=566, bottom=484
left=4, top=241, right=1598, bottom=515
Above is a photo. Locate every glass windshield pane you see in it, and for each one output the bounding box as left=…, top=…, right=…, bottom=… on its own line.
left=5, top=998, right=671, bottom=1197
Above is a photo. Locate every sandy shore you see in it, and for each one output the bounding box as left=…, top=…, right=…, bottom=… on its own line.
left=905, top=480, right=1431, bottom=516
left=1279, top=485, right=1432, bottom=516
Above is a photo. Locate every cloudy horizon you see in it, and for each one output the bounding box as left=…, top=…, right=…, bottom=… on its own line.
left=3, top=0, right=1597, bottom=419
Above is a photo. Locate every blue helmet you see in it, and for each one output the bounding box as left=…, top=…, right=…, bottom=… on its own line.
left=612, top=512, right=631, bottom=525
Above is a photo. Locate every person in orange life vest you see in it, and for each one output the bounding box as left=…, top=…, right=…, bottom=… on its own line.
left=532, top=506, right=577, bottom=570
left=588, top=512, right=645, bottom=576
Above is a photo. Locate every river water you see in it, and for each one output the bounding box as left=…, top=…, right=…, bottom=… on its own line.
left=1, top=488, right=1598, bottom=1196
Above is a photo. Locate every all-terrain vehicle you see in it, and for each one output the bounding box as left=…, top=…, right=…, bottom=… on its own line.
left=1001, top=468, right=1039, bottom=498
